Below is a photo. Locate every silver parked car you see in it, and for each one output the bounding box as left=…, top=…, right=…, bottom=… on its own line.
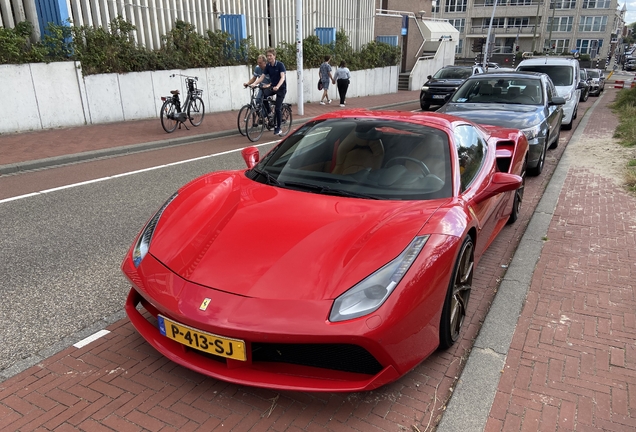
left=585, top=69, right=605, bottom=96
left=438, top=71, right=564, bottom=176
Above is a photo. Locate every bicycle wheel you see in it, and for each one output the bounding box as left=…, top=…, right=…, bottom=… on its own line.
left=280, top=105, right=293, bottom=136
left=188, top=96, right=205, bottom=126
left=237, top=104, right=251, bottom=136
left=245, top=107, right=264, bottom=142
left=160, top=100, right=178, bottom=133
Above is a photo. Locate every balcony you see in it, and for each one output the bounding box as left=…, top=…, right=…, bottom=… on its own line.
left=468, top=25, right=539, bottom=37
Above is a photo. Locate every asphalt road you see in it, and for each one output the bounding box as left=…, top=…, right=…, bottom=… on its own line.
left=0, top=133, right=280, bottom=373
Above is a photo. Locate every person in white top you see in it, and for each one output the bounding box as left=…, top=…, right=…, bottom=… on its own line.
left=333, top=61, right=351, bottom=107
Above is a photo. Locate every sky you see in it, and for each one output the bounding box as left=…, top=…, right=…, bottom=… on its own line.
left=621, top=1, right=636, bottom=25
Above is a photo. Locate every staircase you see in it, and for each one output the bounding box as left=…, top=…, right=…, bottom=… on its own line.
left=398, top=72, right=410, bottom=91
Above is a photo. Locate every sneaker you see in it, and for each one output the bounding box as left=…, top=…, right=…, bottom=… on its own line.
left=274, top=129, right=281, bottom=136
left=320, top=101, right=325, bottom=105
left=327, top=99, right=332, bottom=104
left=340, top=104, right=345, bottom=107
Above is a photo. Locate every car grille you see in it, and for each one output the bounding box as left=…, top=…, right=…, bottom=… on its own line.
left=251, top=343, right=383, bottom=375
left=427, top=86, right=456, bottom=95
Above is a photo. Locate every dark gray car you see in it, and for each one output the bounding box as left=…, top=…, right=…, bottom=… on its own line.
left=438, top=71, right=565, bottom=176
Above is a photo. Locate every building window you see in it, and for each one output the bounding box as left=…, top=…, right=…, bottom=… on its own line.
left=509, top=0, right=533, bottom=5
left=551, top=0, right=576, bottom=9
left=576, top=39, right=603, bottom=54
left=445, top=0, right=467, bottom=13
left=449, top=18, right=465, bottom=32
left=508, top=17, right=530, bottom=28
left=582, top=0, right=610, bottom=8
left=433, top=0, right=440, bottom=14
left=483, top=17, right=506, bottom=28
left=547, top=39, right=571, bottom=53
left=547, top=16, right=574, bottom=31
left=578, top=16, right=608, bottom=32
left=456, top=39, right=464, bottom=54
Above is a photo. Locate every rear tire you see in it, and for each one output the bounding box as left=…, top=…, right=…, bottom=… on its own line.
left=508, top=160, right=526, bottom=225
left=280, top=105, right=293, bottom=136
left=245, top=107, right=264, bottom=142
left=237, top=104, right=250, bottom=136
left=439, top=236, right=474, bottom=349
left=160, top=100, right=178, bottom=133
left=188, top=97, right=205, bottom=126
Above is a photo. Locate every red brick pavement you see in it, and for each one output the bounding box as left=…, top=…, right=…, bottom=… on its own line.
left=1, top=89, right=630, bottom=431
left=486, top=90, right=636, bottom=431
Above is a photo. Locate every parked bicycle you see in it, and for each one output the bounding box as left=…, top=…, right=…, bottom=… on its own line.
left=243, top=85, right=292, bottom=142
left=160, top=74, right=205, bottom=133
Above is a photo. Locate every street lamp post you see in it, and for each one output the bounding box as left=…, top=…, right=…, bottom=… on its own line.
left=484, top=0, right=499, bottom=71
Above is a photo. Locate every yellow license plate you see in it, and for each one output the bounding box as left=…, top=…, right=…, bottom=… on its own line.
left=158, top=315, right=246, bottom=361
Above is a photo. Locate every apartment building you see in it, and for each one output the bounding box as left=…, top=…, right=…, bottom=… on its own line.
left=434, top=0, right=625, bottom=62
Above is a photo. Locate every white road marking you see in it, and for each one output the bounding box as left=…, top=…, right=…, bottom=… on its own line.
left=73, top=330, right=111, bottom=348
left=0, top=141, right=278, bottom=205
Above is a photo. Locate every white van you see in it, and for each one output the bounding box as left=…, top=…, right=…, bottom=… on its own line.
left=516, top=57, right=582, bottom=129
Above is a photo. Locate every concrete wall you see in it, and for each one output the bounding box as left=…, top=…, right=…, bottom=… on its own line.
left=1, top=62, right=399, bottom=134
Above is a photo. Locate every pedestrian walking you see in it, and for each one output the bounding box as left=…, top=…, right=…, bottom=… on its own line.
left=319, top=56, right=335, bottom=105
left=334, top=61, right=351, bottom=107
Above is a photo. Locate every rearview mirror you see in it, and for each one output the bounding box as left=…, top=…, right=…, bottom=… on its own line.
left=241, top=147, right=260, bottom=169
left=474, top=172, right=522, bottom=202
left=550, top=96, right=566, bottom=105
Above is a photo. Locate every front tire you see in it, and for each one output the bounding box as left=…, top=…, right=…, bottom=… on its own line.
left=439, top=237, right=474, bottom=349
left=245, top=107, right=264, bottom=142
left=160, top=100, right=178, bottom=133
left=237, top=104, right=250, bottom=136
left=188, top=97, right=205, bottom=126
left=508, top=160, right=526, bottom=225
left=528, top=142, right=546, bottom=176
left=280, top=105, right=293, bottom=136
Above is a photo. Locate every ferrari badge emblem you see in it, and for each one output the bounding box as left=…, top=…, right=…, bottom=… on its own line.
left=199, top=298, right=211, bottom=311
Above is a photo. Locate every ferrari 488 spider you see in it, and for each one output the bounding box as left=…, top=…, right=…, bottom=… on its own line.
left=122, top=109, right=528, bottom=392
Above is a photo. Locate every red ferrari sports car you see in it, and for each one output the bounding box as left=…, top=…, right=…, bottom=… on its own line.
left=122, top=109, right=527, bottom=392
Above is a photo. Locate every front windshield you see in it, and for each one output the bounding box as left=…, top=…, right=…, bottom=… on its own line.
left=433, top=67, right=472, bottom=80
left=450, top=77, right=544, bottom=105
left=517, top=65, right=573, bottom=86
left=247, top=119, right=453, bottom=200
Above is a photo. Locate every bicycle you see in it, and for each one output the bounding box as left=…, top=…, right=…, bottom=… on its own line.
left=160, top=74, right=205, bottom=133
left=237, top=86, right=261, bottom=136
left=244, top=85, right=292, bottom=142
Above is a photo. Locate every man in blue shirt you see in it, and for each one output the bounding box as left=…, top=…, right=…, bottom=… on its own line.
left=244, top=55, right=270, bottom=116
left=252, top=48, right=287, bottom=136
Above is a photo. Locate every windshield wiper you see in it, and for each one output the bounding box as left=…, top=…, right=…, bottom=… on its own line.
left=282, top=181, right=380, bottom=200
left=251, top=167, right=282, bottom=186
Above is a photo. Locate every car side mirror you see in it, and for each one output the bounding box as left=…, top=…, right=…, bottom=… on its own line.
left=427, top=75, right=432, bottom=80
left=474, top=172, right=522, bottom=202
left=241, top=147, right=260, bottom=169
left=550, top=96, right=566, bottom=105
left=576, top=81, right=586, bottom=90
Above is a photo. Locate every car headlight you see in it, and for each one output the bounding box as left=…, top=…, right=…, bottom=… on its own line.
left=521, top=123, right=543, bottom=141
left=132, top=192, right=178, bottom=268
left=422, top=86, right=429, bottom=91
left=329, top=236, right=429, bottom=322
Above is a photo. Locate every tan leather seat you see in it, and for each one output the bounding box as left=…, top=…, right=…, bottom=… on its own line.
left=507, top=87, right=521, bottom=99
left=406, top=134, right=447, bottom=179
left=331, top=131, right=384, bottom=175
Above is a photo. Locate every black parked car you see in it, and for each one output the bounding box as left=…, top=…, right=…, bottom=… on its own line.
left=579, top=69, right=590, bottom=102
left=438, top=71, right=564, bottom=177
left=420, top=65, right=484, bottom=110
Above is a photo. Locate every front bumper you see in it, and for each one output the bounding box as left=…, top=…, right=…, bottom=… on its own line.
left=526, top=136, right=547, bottom=169
left=561, top=95, right=577, bottom=125
left=122, top=250, right=449, bottom=392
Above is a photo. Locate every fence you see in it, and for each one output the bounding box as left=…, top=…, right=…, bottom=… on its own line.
left=1, top=61, right=399, bottom=134
left=0, top=0, right=376, bottom=51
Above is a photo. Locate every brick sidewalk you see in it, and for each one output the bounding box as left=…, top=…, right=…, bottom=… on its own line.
left=487, top=91, right=636, bottom=431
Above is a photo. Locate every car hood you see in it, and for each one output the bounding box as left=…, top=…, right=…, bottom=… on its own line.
left=439, top=103, right=544, bottom=130
left=426, top=78, right=465, bottom=87
left=555, top=85, right=576, bottom=97
left=149, top=172, right=444, bottom=301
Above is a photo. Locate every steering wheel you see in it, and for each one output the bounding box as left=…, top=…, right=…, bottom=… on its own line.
left=385, top=157, right=430, bottom=176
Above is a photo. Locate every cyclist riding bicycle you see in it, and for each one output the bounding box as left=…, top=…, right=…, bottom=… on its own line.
left=244, top=55, right=271, bottom=117
left=252, top=48, right=287, bottom=136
